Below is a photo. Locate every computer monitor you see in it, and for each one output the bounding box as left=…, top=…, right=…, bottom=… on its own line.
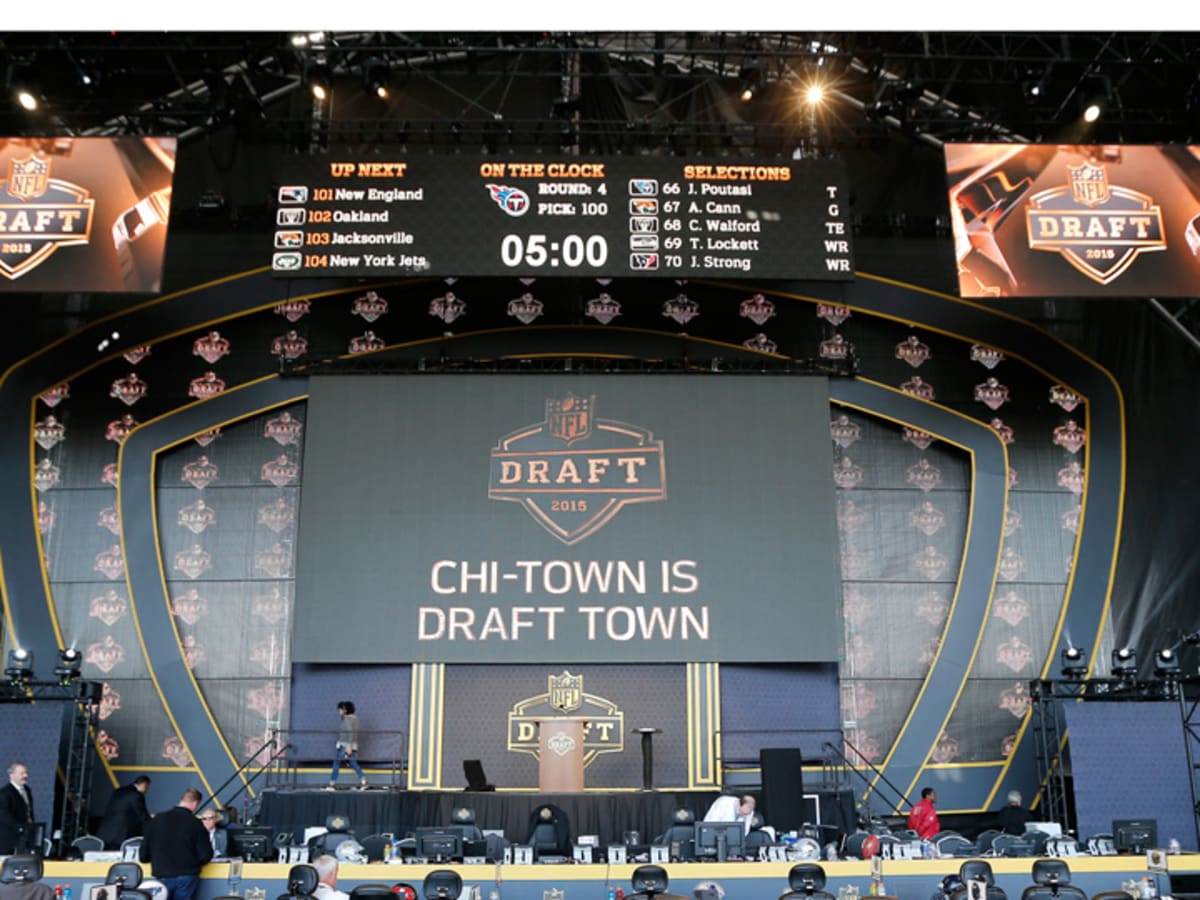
left=226, top=825, right=274, bottom=861
left=413, top=828, right=463, bottom=862
left=1113, top=819, right=1158, bottom=854
left=694, top=821, right=744, bottom=861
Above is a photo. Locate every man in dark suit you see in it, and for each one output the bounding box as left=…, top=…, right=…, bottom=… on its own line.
left=140, top=788, right=213, bottom=900
left=97, top=775, right=152, bottom=849
left=0, top=762, right=35, bottom=855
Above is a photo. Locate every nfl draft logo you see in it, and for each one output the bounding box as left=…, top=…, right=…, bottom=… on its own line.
left=507, top=671, right=624, bottom=766
left=489, top=394, right=666, bottom=545
left=1026, top=161, right=1166, bottom=284
left=0, top=155, right=96, bottom=280
left=549, top=671, right=584, bottom=712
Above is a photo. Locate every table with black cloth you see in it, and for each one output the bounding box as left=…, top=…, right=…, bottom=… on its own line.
left=257, top=789, right=719, bottom=846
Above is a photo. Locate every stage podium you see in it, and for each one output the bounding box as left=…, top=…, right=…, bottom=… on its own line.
left=536, top=716, right=587, bottom=791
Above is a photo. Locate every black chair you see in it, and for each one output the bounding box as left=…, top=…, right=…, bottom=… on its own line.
left=423, top=870, right=463, bottom=900
left=1020, top=859, right=1087, bottom=900
left=360, top=834, right=393, bottom=863
left=779, top=863, right=836, bottom=900
left=309, top=814, right=356, bottom=856
left=949, top=860, right=1008, bottom=900
left=71, top=835, right=104, bottom=856
left=105, top=863, right=144, bottom=888
left=657, top=807, right=696, bottom=860
left=524, top=804, right=571, bottom=860
left=1020, top=830, right=1050, bottom=857
left=350, top=887, right=398, bottom=900
left=627, top=865, right=689, bottom=900
left=744, top=814, right=774, bottom=858
left=119, top=837, right=144, bottom=861
left=277, top=864, right=319, bottom=900
left=0, top=856, right=54, bottom=900
left=462, top=760, right=495, bottom=792
left=975, top=830, right=1002, bottom=854
left=448, top=807, right=486, bottom=857
left=933, top=832, right=975, bottom=857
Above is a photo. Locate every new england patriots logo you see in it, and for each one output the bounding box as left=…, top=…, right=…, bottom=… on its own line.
left=486, top=183, right=530, bottom=217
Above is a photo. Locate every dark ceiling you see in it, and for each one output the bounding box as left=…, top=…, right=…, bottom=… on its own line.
left=2, top=31, right=1198, bottom=148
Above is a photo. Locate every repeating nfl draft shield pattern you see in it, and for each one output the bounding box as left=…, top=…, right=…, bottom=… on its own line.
left=0, top=268, right=1119, bottom=810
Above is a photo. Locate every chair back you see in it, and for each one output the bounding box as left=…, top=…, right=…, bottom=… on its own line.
left=525, top=804, right=570, bottom=856
left=1032, top=860, right=1071, bottom=886
left=632, top=865, right=669, bottom=895
left=975, top=830, right=1001, bottom=854
left=450, top=807, right=483, bottom=842
left=789, top=864, right=827, bottom=893
left=0, top=857, right=41, bottom=884
left=72, top=835, right=104, bottom=855
left=936, top=834, right=975, bottom=857
left=960, top=860, right=996, bottom=887
left=349, top=886, right=397, bottom=900
left=287, top=865, right=319, bottom=896
left=360, top=835, right=392, bottom=863
left=119, top=837, right=143, bottom=861
left=106, top=863, right=144, bottom=888
left=423, top=869, right=462, bottom=900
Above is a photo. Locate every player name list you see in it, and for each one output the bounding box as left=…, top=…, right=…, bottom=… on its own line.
left=271, top=156, right=854, bottom=280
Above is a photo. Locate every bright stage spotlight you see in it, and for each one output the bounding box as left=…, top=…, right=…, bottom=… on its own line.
left=55, top=647, right=82, bottom=684
left=1111, top=646, right=1137, bottom=677
left=1061, top=646, right=1087, bottom=678
left=5, top=648, right=34, bottom=683
left=1154, top=648, right=1181, bottom=678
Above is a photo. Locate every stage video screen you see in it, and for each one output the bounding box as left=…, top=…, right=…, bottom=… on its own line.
left=293, top=375, right=843, bottom=664
left=945, top=144, right=1200, bottom=298
left=0, top=136, right=176, bottom=292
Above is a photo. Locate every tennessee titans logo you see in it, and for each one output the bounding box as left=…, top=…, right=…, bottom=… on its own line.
left=486, top=184, right=530, bottom=217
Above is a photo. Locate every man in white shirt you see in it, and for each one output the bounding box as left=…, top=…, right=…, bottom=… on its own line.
left=313, top=855, right=350, bottom=900
left=702, top=794, right=757, bottom=834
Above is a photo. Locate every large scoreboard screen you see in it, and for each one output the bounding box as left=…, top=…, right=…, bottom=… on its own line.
left=271, top=154, right=853, bottom=279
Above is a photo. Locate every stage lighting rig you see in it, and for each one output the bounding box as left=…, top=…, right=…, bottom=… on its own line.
left=1061, top=646, right=1088, bottom=678
left=54, top=647, right=82, bottom=684
left=1154, top=648, right=1181, bottom=678
left=5, top=648, right=34, bottom=684
left=1111, top=646, right=1138, bottom=678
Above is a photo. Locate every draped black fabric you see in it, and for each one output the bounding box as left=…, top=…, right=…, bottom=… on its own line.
left=258, top=790, right=718, bottom=847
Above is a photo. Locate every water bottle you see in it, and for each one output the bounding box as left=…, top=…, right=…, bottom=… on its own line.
left=64, top=886, right=74, bottom=900
left=922, top=839, right=934, bottom=859
left=608, top=886, right=616, bottom=900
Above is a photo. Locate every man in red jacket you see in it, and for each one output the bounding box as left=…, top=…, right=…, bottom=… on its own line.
left=907, top=787, right=941, bottom=840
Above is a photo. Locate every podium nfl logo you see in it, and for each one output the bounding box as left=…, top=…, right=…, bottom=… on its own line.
left=549, top=671, right=583, bottom=712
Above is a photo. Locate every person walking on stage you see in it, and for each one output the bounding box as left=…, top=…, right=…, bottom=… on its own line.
left=327, top=701, right=367, bottom=790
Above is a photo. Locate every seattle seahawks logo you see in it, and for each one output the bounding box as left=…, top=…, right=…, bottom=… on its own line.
left=486, top=184, right=530, bottom=217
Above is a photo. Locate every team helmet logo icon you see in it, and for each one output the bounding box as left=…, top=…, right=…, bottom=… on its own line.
left=487, top=184, right=530, bottom=216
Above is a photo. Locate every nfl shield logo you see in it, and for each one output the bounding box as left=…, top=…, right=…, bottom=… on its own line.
left=1068, top=162, right=1110, bottom=207
left=548, top=671, right=583, bottom=712
left=546, top=394, right=593, bottom=445
left=8, top=156, right=49, bottom=201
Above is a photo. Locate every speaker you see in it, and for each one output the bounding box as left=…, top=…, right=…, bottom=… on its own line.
left=760, top=748, right=804, bottom=833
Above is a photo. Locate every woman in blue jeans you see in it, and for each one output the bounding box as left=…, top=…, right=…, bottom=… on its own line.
left=328, top=700, right=367, bottom=790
